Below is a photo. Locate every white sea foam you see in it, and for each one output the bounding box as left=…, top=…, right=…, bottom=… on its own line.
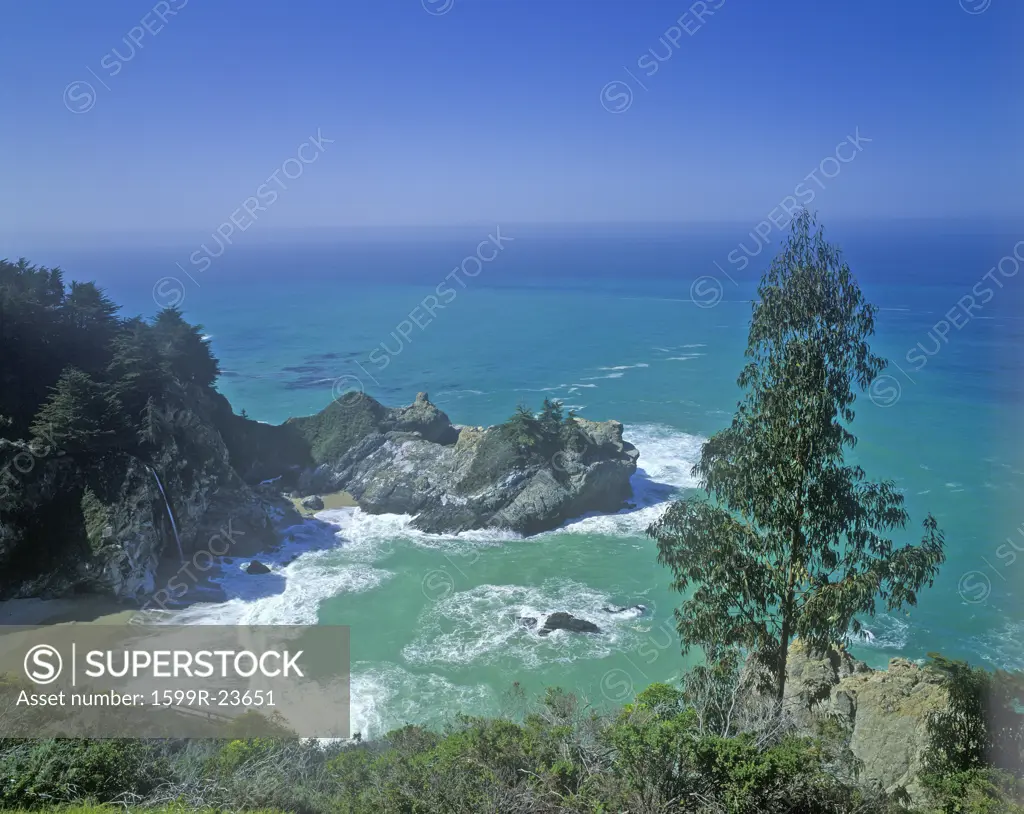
left=626, top=424, right=704, bottom=492
left=598, top=363, right=649, bottom=371
left=665, top=354, right=704, bottom=361
left=515, top=384, right=568, bottom=392
left=853, top=614, right=910, bottom=650
left=555, top=424, right=704, bottom=537
left=581, top=372, right=624, bottom=380
left=402, top=580, right=649, bottom=669
left=169, top=423, right=704, bottom=628
left=318, top=506, right=520, bottom=553
left=172, top=551, right=392, bottom=625
left=351, top=664, right=495, bottom=738
left=436, top=389, right=486, bottom=398
left=966, top=621, right=1024, bottom=672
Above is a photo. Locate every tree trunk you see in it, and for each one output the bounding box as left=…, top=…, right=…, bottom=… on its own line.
left=776, top=434, right=810, bottom=705
left=775, top=578, right=796, bottom=706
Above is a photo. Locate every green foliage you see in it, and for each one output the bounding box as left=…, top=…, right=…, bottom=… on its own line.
left=922, top=655, right=1024, bottom=812
left=0, top=258, right=258, bottom=588
left=29, top=368, right=126, bottom=455
left=2, top=670, right=1018, bottom=813
left=106, top=318, right=171, bottom=423
left=211, top=737, right=280, bottom=776
left=151, top=307, right=220, bottom=388
left=224, top=709, right=298, bottom=739
left=287, top=391, right=388, bottom=465
left=0, top=739, right=167, bottom=808
left=500, top=399, right=587, bottom=464
left=504, top=403, right=544, bottom=450
left=0, top=260, right=125, bottom=437
left=648, top=213, right=946, bottom=702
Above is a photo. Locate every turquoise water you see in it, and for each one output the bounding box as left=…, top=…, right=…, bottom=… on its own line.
left=43, top=225, right=1024, bottom=735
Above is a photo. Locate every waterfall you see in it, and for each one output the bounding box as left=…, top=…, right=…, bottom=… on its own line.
left=148, top=467, right=185, bottom=563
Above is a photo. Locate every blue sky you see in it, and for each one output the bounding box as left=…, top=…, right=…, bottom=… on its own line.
left=1, top=0, right=1020, bottom=237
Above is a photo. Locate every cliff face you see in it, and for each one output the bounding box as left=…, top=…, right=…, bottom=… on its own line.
left=295, top=392, right=639, bottom=535
left=785, top=641, right=949, bottom=803
left=0, top=388, right=279, bottom=600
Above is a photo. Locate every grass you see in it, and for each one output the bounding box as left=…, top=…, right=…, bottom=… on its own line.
left=6, top=807, right=285, bottom=813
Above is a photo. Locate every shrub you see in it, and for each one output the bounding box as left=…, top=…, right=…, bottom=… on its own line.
left=0, top=738, right=167, bottom=808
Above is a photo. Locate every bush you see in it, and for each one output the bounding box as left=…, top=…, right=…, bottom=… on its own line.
left=0, top=738, right=167, bottom=808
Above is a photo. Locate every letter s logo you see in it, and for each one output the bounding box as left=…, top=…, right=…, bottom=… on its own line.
left=24, top=644, right=63, bottom=684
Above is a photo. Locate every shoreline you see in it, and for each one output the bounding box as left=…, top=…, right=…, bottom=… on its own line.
left=0, top=492, right=357, bottom=628
left=0, top=596, right=139, bottom=626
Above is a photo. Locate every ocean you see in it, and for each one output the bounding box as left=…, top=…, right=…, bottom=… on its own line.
left=26, top=222, right=1024, bottom=737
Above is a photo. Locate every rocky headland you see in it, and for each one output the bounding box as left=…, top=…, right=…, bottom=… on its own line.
left=1, top=388, right=638, bottom=601
left=291, top=391, right=639, bottom=535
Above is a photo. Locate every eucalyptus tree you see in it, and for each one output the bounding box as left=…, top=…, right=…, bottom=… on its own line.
left=648, top=212, right=945, bottom=703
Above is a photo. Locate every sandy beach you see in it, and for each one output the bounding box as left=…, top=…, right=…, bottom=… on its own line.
left=289, top=489, right=357, bottom=517
left=0, top=596, right=138, bottom=627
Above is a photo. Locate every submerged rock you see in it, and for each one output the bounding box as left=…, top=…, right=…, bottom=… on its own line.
left=603, top=604, right=646, bottom=616
left=245, top=560, right=271, bottom=575
left=537, top=612, right=602, bottom=636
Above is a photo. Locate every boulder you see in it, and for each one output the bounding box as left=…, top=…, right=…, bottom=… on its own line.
left=301, top=495, right=325, bottom=511
left=784, top=641, right=948, bottom=804
left=245, top=560, right=271, bottom=575
left=537, top=612, right=601, bottom=636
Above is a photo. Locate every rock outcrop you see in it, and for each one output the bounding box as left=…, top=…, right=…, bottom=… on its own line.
left=538, top=612, right=602, bottom=636
left=295, top=392, right=638, bottom=535
left=784, top=641, right=949, bottom=803
left=0, top=388, right=282, bottom=600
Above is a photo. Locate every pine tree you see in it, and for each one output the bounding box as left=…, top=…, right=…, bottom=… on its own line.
left=538, top=398, right=564, bottom=441
left=30, top=368, right=127, bottom=454
left=152, top=307, right=220, bottom=387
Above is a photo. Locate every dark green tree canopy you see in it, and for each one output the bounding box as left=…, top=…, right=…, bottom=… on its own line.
left=30, top=367, right=127, bottom=454
left=0, top=258, right=223, bottom=457
left=648, top=212, right=945, bottom=702
left=151, top=307, right=220, bottom=388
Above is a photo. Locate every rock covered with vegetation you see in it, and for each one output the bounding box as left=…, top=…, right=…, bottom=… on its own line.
left=295, top=392, right=639, bottom=534
left=0, top=259, right=286, bottom=599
